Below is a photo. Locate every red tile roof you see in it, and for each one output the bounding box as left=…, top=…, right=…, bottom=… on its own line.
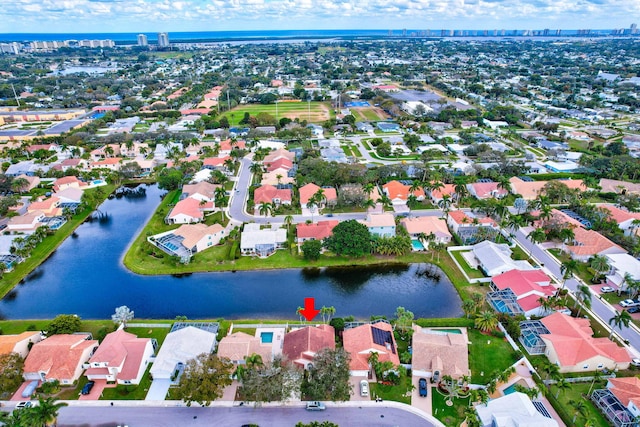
left=540, top=313, right=631, bottom=367
left=282, top=325, right=335, bottom=368
left=299, top=183, right=337, bottom=204
left=254, top=185, right=292, bottom=204
left=382, top=180, right=425, bottom=201
left=168, top=197, right=205, bottom=221
left=430, top=184, right=456, bottom=200
left=86, top=329, right=151, bottom=381
left=24, top=334, right=98, bottom=381
left=296, top=221, right=339, bottom=241
left=566, top=227, right=626, bottom=257
left=448, top=210, right=496, bottom=226
left=601, top=205, right=640, bottom=225
left=492, top=269, right=554, bottom=298
left=265, top=158, right=293, bottom=172
left=469, top=182, right=508, bottom=199
left=343, top=322, right=400, bottom=371
left=608, top=377, right=640, bottom=408
left=203, top=156, right=231, bottom=167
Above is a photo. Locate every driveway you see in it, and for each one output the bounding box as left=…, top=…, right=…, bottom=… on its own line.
left=78, top=379, right=111, bottom=400
left=349, top=377, right=371, bottom=402
left=411, top=375, right=432, bottom=415
left=146, top=379, right=171, bottom=401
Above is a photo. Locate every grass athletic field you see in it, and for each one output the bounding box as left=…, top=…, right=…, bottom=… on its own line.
left=350, top=106, right=388, bottom=121
left=221, top=101, right=333, bottom=125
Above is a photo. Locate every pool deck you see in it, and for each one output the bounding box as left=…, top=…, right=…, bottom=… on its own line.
left=255, top=326, right=285, bottom=359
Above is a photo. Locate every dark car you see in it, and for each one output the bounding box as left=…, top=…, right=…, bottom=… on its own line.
left=628, top=306, right=640, bottom=314
left=81, top=381, right=95, bottom=395
left=419, top=378, right=428, bottom=397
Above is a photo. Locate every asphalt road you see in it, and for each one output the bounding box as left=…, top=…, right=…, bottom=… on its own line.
left=514, top=228, right=640, bottom=356
left=55, top=405, right=437, bottom=427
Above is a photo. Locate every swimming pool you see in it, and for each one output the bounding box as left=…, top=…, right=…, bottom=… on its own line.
left=432, top=328, right=462, bottom=334
left=260, top=332, right=273, bottom=344
left=503, top=379, right=529, bottom=395
left=411, top=239, right=425, bottom=251
left=93, top=180, right=105, bottom=185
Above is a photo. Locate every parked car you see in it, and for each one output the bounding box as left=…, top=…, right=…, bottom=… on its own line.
left=620, top=299, right=640, bottom=308
left=632, top=358, right=640, bottom=367
left=600, top=286, right=615, bottom=293
left=305, top=401, right=326, bottom=411
left=419, top=378, right=428, bottom=397
left=431, top=370, right=440, bottom=384
left=81, top=381, right=95, bottom=395
left=360, top=380, right=369, bottom=397
left=16, top=401, right=32, bottom=409
left=629, top=306, right=640, bottom=314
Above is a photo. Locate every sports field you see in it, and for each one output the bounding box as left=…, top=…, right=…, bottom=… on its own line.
left=221, top=101, right=332, bottom=125
left=350, top=107, right=389, bottom=121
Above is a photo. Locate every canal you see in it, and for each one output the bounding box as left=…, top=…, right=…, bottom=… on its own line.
left=0, top=184, right=462, bottom=320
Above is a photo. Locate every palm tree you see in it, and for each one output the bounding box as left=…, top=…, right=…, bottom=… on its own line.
left=558, top=227, right=575, bottom=247
left=609, top=310, right=632, bottom=339
left=570, top=399, right=587, bottom=424
left=437, top=194, right=453, bottom=214
left=258, top=202, right=273, bottom=217
left=589, top=254, right=610, bottom=283
left=542, top=359, right=560, bottom=381
left=528, top=227, right=547, bottom=245
left=574, top=284, right=592, bottom=317
left=538, top=297, right=554, bottom=315
left=283, top=215, right=294, bottom=231
left=320, top=306, right=336, bottom=323
left=462, top=299, right=476, bottom=319
left=587, top=369, right=603, bottom=396
left=296, top=306, right=305, bottom=323
left=474, top=311, right=498, bottom=333
left=28, top=396, right=68, bottom=427
left=560, top=259, right=580, bottom=289
left=554, top=377, right=571, bottom=398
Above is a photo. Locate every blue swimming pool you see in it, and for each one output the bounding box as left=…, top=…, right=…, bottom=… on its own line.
left=260, top=332, right=273, bottom=344
left=503, top=383, right=518, bottom=395
left=411, top=239, right=425, bottom=251
left=93, top=180, right=105, bottom=185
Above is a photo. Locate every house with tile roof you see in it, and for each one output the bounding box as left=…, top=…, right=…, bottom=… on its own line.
left=600, top=204, right=640, bottom=236
left=565, top=227, right=627, bottom=261
left=203, top=155, right=231, bottom=171
left=400, top=216, right=452, bottom=244
left=296, top=220, right=339, bottom=247
left=359, top=213, right=396, bottom=237
left=27, top=196, right=62, bottom=217
left=0, top=331, right=42, bottom=358
left=89, top=157, right=123, bottom=171
left=6, top=211, right=45, bottom=233
left=181, top=181, right=221, bottom=203
left=253, top=185, right=292, bottom=213
left=263, top=148, right=296, bottom=164
left=150, top=223, right=225, bottom=261
left=343, top=321, right=400, bottom=377
left=299, top=183, right=338, bottom=210
left=165, top=197, right=214, bottom=224
left=217, top=332, right=274, bottom=365
left=467, top=182, right=509, bottom=200
left=488, top=269, right=555, bottom=316
left=265, top=157, right=293, bottom=173
left=85, top=328, right=155, bottom=385
left=52, top=176, right=87, bottom=193
left=14, top=174, right=40, bottom=192
left=533, top=208, right=585, bottom=230
left=411, top=326, right=469, bottom=380
left=219, top=139, right=246, bottom=154
left=382, top=180, right=425, bottom=206
left=540, top=313, right=631, bottom=372
left=599, top=179, right=640, bottom=195
left=90, top=144, right=121, bottom=161
left=282, top=325, right=335, bottom=369
left=596, top=377, right=640, bottom=424
left=260, top=170, right=295, bottom=186
left=56, top=187, right=83, bottom=204
left=446, top=210, right=496, bottom=235
left=428, top=183, right=456, bottom=204
left=509, top=177, right=585, bottom=200
left=23, top=334, right=98, bottom=384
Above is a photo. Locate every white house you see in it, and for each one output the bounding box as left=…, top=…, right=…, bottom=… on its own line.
left=605, top=253, right=640, bottom=292
left=240, top=223, right=287, bottom=257
left=476, top=392, right=558, bottom=427
left=471, top=241, right=533, bottom=277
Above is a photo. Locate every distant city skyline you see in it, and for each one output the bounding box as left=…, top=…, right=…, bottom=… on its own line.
left=2, top=0, right=639, bottom=34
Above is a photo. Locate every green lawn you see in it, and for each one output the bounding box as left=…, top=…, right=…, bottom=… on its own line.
left=220, top=102, right=331, bottom=126
left=359, top=108, right=384, bottom=121
left=0, top=185, right=115, bottom=297
left=361, top=140, right=373, bottom=150
left=126, top=326, right=171, bottom=347
left=547, top=380, right=610, bottom=427
left=432, top=390, right=471, bottom=427
left=369, top=375, right=412, bottom=404
left=468, top=328, right=519, bottom=383
left=101, top=365, right=153, bottom=400
left=449, top=250, right=485, bottom=279
left=350, top=145, right=363, bottom=157
left=548, top=249, right=594, bottom=283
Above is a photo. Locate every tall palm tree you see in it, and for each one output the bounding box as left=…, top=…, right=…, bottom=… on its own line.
left=474, top=311, right=498, bottom=333
left=570, top=399, right=587, bottom=424
left=438, top=194, right=453, bottom=214
left=560, top=259, right=580, bottom=289
left=609, top=310, right=632, bottom=339
left=528, top=227, right=547, bottom=245
left=574, top=284, right=592, bottom=317
left=589, top=254, right=610, bottom=283
left=258, top=202, right=273, bottom=217
left=559, top=227, right=575, bottom=247
left=462, top=300, right=476, bottom=319
left=283, top=215, right=294, bottom=231
left=28, top=397, right=68, bottom=427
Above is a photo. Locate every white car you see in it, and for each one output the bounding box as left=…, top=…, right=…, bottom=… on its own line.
left=600, top=286, right=615, bottom=293
left=620, top=299, right=640, bottom=308
left=360, top=380, right=369, bottom=397
left=632, top=358, right=640, bottom=367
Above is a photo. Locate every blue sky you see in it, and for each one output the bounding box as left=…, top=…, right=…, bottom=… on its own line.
left=2, top=0, right=637, bottom=33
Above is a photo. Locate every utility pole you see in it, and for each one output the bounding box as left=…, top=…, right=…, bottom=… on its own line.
left=226, top=90, right=230, bottom=112
left=11, top=83, right=20, bottom=107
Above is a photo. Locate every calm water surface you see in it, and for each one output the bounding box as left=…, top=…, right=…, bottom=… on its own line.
left=0, top=185, right=462, bottom=320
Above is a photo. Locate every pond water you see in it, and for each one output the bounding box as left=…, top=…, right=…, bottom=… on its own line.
left=0, top=184, right=462, bottom=320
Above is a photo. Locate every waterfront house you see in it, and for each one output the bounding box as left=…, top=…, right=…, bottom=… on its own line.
left=85, top=328, right=155, bottom=385
left=23, top=334, right=98, bottom=385
left=343, top=321, right=400, bottom=377
left=165, top=197, right=213, bottom=224
left=296, top=220, right=339, bottom=247
left=488, top=269, right=555, bottom=316
left=400, top=216, right=452, bottom=244
left=0, top=332, right=43, bottom=358
left=240, top=223, right=287, bottom=257
left=52, top=176, right=87, bottom=193
left=181, top=181, right=220, bottom=203
left=282, top=325, right=335, bottom=369
left=411, top=326, right=469, bottom=380
left=359, top=213, right=396, bottom=238
left=471, top=241, right=533, bottom=277
left=217, top=332, right=274, bottom=365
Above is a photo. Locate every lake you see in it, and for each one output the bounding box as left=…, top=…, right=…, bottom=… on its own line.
left=0, top=184, right=462, bottom=320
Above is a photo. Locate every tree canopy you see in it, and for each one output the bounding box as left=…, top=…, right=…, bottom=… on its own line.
left=301, top=348, right=351, bottom=402
left=324, top=220, right=371, bottom=257
left=0, top=353, right=24, bottom=398
left=239, top=357, right=300, bottom=404
left=174, top=353, right=234, bottom=406
left=46, top=314, right=82, bottom=336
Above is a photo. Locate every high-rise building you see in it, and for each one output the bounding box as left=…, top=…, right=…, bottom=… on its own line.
left=631, top=23, right=638, bottom=35
left=137, top=34, right=148, bottom=46
left=157, top=32, right=170, bottom=48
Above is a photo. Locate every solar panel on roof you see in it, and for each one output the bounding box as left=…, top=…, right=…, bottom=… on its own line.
left=371, top=326, right=396, bottom=354
left=532, top=401, right=552, bottom=419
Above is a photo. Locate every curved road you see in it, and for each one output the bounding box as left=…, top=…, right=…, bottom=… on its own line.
left=55, top=404, right=440, bottom=427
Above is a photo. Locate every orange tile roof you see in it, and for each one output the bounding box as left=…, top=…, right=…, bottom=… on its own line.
left=0, top=332, right=41, bottom=355
left=566, top=227, right=626, bottom=257
left=219, top=139, right=246, bottom=151
left=174, top=223, right=224, bottom=249
left=608, top=377, right=640, bottom=408
left=448, top=210, right=496, bottom=226
left=343, top=322, right=400, bottom=371
left=24, top=334, right=98, bottom=381
left=217, top=332, right=273, bottom=363
left=203, top=155, right=231, bottom=167
left=540, top=313, right=630, bottom=367
left=430, top=184, right=456, bottom=200
left=263, top=148, right=295, bottom=164
left=299, top=183, right=337, bottom=204
left=265, top=158, right=293, bottom=172
left=533, top=209, right=585, bottom=229
left=282, top=325, right=335, bottom=368
left=600, top=204, right=640, bottom=224
left=168, top=197, right=205, bottom=221
left=400, top=216, right=451, bottom=238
